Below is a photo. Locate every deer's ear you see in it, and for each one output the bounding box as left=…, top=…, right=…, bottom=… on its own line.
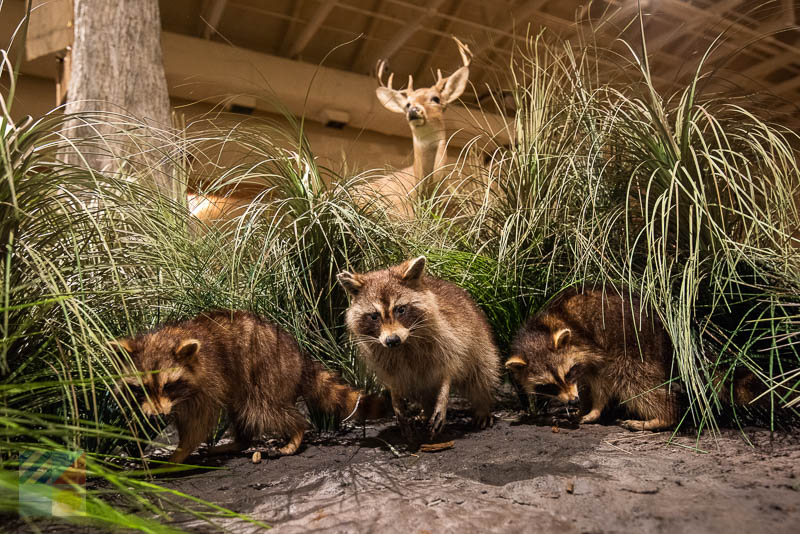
left=337, top=271, right=363, bottom=296
left=552, top=328, right=571, bottom=350
left=376, top=87, right=407, bottom=114
left=442, top=66, right=469, bottom=104
left=402, top=256, right=426, bottom=282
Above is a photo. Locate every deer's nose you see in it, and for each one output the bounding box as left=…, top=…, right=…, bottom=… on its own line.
left=408, top=107, right=423, bottom=121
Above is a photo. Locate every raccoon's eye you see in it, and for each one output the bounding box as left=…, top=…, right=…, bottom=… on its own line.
left=431, top=96, right=440, bottom=104
left=126, top=385, right=145, bottom=400
left=369, top=312, right=380, bottom=321
left=395, top=305, right=406, bottom=316
left=565, top=365, right=583, bottom=383
left=163, top=379, right=191, bottom=398
left=533, top=384, right=561, bottom=397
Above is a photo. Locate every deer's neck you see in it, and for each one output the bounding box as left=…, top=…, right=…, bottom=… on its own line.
left=411, top=124, right=447, bottom=182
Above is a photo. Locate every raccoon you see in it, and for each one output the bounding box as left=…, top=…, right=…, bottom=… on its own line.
left=337, top=256, right=500, bottom=439
left=507, top=287, right=677, bottom=431
left=111, top=310, right=385, bottom=463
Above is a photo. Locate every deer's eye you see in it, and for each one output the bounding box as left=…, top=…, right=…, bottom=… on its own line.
left=431, top=96, right=441, bottom=104
left=405, top=103, right=410, bottom=109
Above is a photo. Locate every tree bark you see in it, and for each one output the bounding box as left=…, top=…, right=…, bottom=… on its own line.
left=63, top=0, right=175, bottom=196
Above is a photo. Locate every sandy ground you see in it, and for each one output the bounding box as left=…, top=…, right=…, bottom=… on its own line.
left=153, top=399, right=800, bottom=534
left=8, top=396, right=799, bottom=533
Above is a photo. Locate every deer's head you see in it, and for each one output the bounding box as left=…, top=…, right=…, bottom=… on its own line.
left=376, top=36, right=471, bottom=132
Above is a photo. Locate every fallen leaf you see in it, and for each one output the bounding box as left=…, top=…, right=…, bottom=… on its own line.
left=551, top=425, right=560, bottom=433
left=252, top=451, right=262, bottom=464
left=419, top=441, right=455, bottom=453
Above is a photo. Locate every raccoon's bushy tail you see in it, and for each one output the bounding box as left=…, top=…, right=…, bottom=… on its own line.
left=301, top=359, right=388, bottom=422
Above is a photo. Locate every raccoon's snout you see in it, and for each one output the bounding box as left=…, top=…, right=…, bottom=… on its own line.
left=557, top=383, right=580, bottom=404
left=142, top=396, right=174, bottom=416
left=383, top=334, right=402, bottom=348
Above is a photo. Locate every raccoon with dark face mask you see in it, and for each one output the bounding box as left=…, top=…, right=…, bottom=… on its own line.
left=337, top=256, right=500, bottom=439
left=112, top=310, right=386, bottom=463
left=507, top=287, right=678, bottom=431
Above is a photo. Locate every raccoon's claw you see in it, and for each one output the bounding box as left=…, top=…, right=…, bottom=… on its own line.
left=428, top=407, right=446, bottom=436
left=472, top=413, right=494, bottom=430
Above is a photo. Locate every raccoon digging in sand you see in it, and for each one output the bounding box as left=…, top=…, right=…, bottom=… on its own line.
left=337, top=256, right=501, bottom=440
left=111, top=310, right=385, bottom=464
left=507, top=287, right=678, bottom=431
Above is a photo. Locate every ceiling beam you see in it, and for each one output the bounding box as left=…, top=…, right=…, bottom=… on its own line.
left=660, top=0, right=800, bottom=59
left=641, top=0, right=742, bottom=54
left=286, top=0, right=338, bottom=59
left=471, top=0, right=548, bottom=67
left=348, top=0, right=384, bottom=73
left=197, top=0, right=228, bottom=40
left=25, top=0, right=72, bottom=61
left=783, top=0, right=796, bottom=26
left=413, top=0, right=464, bottom=83
left=772, top=72, right=800, bottom=96
left=742, top=50, right=797, bottom=78
left=369, top=0, right=448, bottom=67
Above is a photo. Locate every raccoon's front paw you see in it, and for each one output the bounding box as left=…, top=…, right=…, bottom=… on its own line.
left=579, top=410, right=601, bottom=424
left=472, top=414, right=494, bottom=430
left=428, top=406, right=447, bottom=436
left=394, top=412, right=415, bottom=442
left=617, top=419, right=647, bottom=432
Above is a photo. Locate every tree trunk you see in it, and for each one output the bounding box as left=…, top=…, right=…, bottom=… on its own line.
left=63, top=0, right=175, bottom=197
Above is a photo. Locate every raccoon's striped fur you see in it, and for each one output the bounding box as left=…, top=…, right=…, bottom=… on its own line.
left=508, top=287, right=676, bottom=431
left=508, top=287, right=773, bottom=431
left=338, top=256, right=501, bottom=440
left=112, top=310, right=385, bottom=463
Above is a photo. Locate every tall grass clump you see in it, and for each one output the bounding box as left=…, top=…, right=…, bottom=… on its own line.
left=466, top=25, right=800, bottom=431
left=0, top=7, right=277, bottom=530
left=398, top=22, right=799, bottom=432
left=604, top=32, right=800, bottom=432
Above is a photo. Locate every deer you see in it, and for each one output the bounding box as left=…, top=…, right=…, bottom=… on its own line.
left=370, top=36, right=472, bottom=216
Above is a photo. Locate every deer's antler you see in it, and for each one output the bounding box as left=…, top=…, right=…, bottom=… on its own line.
left=452, top=35, right=472, bottom=68
left=376, top=59, right=396, bottom=91
left=377, top=59, right=415, bottom=93
left=435, top=36, right=472, bottom=90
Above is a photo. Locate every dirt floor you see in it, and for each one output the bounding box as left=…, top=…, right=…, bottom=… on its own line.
left=152, top=398, right=800, bottom=534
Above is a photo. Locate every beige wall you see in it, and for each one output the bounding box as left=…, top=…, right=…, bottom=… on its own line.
left=6, top=71, right=434, bottom=178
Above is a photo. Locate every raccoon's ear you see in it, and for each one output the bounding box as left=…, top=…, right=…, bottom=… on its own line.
left=552, top=328, right=571, bottom=350
left=175, top=339, right=201, bottom=360
left=505, top=355, right=528, bottom=370
left=402, top=256, right=426, bottom=282
left=108, top=339, right=134, bottom=359
left=337, top=271, right=363, bottom=295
